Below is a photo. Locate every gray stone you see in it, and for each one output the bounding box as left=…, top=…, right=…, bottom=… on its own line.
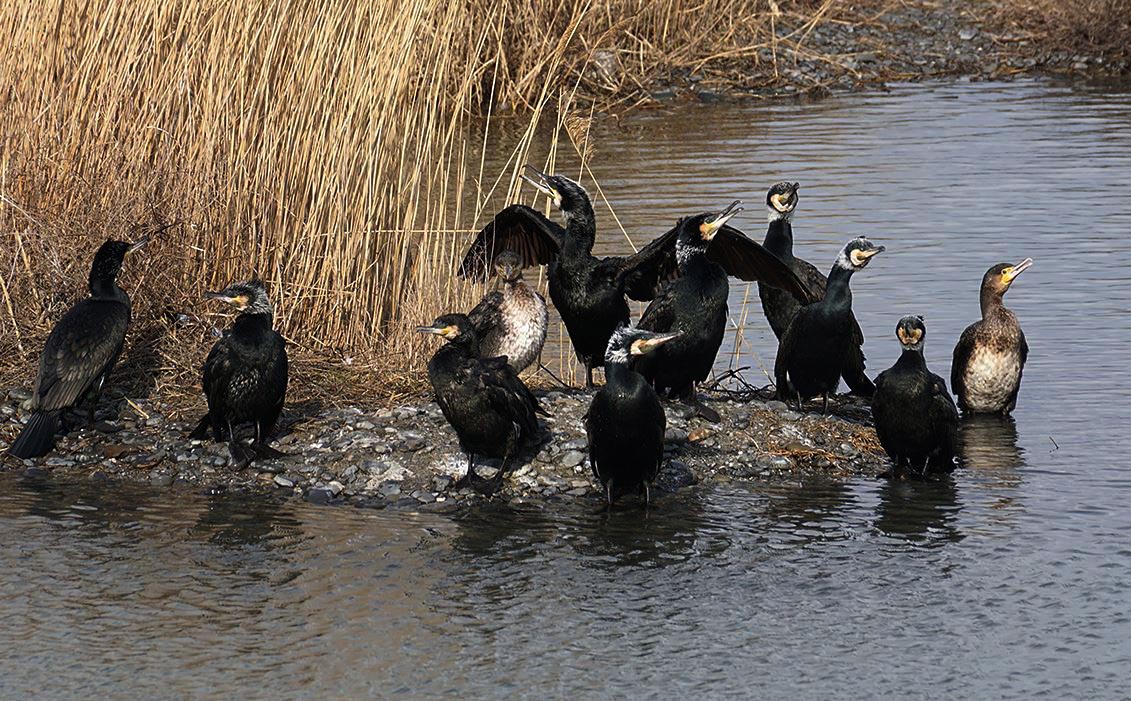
left=561, top=451, right=585, bottom=468
left=327, top=480, right=345, bottom=496
left=273, top=475, right=295, bottom=488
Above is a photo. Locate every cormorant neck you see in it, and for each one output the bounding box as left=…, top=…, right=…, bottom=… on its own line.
left=824, top=264, right=855, bottom=305
left=980, top=287, right=1005, bottom=318
left=562, top=202, right=597, bottom=254
left=237, top=310, right=274, bottom=326
left=763, top=219, right=794, bottom=259
left=895, top=348, right=926, bottom=370
left=604, top=360, right=634, bottom=386
left=88, top=277, right=123, bottom=300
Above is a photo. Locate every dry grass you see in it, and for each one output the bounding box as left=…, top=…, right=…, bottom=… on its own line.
left=988, top=0, right=1131, bottom=59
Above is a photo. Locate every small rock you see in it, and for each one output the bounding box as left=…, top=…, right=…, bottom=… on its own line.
left=94, top=420, right=122, bottom=434
left=664, top=428, right=689, bottom=443
left=305, top=486, right=334, bottom=504
left=561, top=451, right=585, bottom=468
left=327, top=480, right=345, bottom=496
left=274, top=475, right=295, bottom=488
left=958, top=28, right=977, bottom=41
left=688, top=428, right=711, bottom=443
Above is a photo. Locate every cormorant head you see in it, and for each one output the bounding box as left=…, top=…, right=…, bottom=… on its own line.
left=895, top=315, right=926, bottom=352
left=604, top=324, right=680, bottom=366
left=521, top=165, right=591, bottom=221
left=676, top=200, right=743, bottom=264
left=765, top=181, right=799, bottom=223
left=416, top=313, right=477, bottom=349
left=204, top=278, right=274, bottom=316
left=982, top=258, right=1033, bottom=296
left=88, top=237, right=148, bottom=290
left=494, top=250, right=523, bottom=283
left=834, top=237, right=885, bottom=272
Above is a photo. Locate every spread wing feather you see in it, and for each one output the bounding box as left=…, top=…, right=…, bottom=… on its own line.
left=458, top=205, right=563, bottom=281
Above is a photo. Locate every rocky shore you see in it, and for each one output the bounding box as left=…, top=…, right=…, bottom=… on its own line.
left=0, top=386, right=885, bottom=508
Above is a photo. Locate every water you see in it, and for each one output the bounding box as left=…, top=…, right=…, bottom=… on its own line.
left=3, top=80, right=1131, bottom=699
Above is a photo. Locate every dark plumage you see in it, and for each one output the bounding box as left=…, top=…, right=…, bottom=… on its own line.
left=951, top=259, right=1032, bottom=415
left=418, top=313, right=544, bottom=494
left=466, top=250, right=547, bottom=375
left=635, top=202, right=785, bottom=422
left=458, top=166, right=814, bottom=387
left=585, top=325, right=678, bottom=505
left=757, top=181, right=874, bottom=396
left=188, top=279, right=288, bottom=467
left=872, top=316, right=959, bottom=477
left=8, top=238, right=147, bottom=459
left=775, top=237, right=885, bottom=413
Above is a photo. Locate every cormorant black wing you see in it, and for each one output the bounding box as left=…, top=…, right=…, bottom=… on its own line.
left=616, top=222, right=681, bottom=302
left=950, top=322, right=978, bottom=408
left=709, top=225, right=818, bottom=303
left=636, top=283, right=677, bottom=333
left=33, top=299, right=129, bottom=411
left=467, top=291, right=504, bottom=337
left=458, top=204, right=564, bottom=281
left=1005, top=331, right=1029, bottom=412
left=478, top=359, right=542, bottom=434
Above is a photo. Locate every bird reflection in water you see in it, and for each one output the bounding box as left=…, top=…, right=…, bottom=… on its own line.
left=874, top=478, right=962, bottom=544
left=959, top=415, right=1027, bottom=482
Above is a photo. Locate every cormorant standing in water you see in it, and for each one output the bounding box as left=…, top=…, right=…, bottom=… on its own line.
left=585, top=325, right=679, bottom=505
left=758, top=181, right=874, bottom=396
left=458, top=166, right=814, bottom=388
left=418, top=313, right=544, bottom=494
left=634, top=202, right=790, bottom=422
left=951, top=259, right=1032, bottom=415
left=189, top=279, right=288, bottom=468
left=872, top=316, right=958, bottom=477
left=467, top=250, right=547, bottom=375
left=8, top=238, right=148, bottom=459
left=775, top=237, right=884, bottom=413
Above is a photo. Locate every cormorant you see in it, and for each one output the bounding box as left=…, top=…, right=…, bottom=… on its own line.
left=951, top=258, right=1032, bottom=415
left=458, top=166, right=815, bottom=388
left=872, top=316, right=959, bottom=477
left=418, top=313, right=544, bottom=494
left=466, top=249, right=547, bottom=375
left=8, top=237, right=148, bottom=459
left=775, top=237, right=884, bottom=413
left=188, top=279, right=288, bottom=468
left=757, top=181, right=874, bottom=396
left=585, top=325, right=679, bottom=505
left=634, top=202, right=781, bottom=422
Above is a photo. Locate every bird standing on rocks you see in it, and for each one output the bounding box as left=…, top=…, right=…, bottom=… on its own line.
left=418, top=313, right=545, bottom=494
left=189, top=278, right=288, bottom=468
left=8, top=237, right=149, bottom=459
left=757, top=181, right=874, bottom=396
left=872, top=316, right=959, bottom=478
left=467, top=250, right=547, bottom=375
left=951, top=259, right=1032, bottom=415
left=585, top=325, right=679, bottom=505
left=775, top=237, right=884, bottom=413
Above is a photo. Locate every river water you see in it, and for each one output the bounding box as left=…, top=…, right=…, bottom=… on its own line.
left=2, top=80, right=1130, bottom=699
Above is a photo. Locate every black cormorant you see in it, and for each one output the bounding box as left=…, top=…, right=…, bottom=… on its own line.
left=418, top=313, right=544, bottom=494
left=775, top=237, right=884, bottom=413
left=872, top=316, right=959, bottom=477
left=8, top=237, right=148, bottom=459
left=758, top=181, right=874, bottom=396
left=458, top=166, right=815, bottom=388
left=188, top=279, right=288, bottom=468
left=585, top=325, right=679, bottom=505
left=951, top=258, right=1032, bottom=415
left=634, top=201, right=801, bottom=422
left=467, top=250, right=547, bottom=375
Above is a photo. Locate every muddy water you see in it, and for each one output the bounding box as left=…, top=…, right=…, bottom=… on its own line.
left=2, top=80, right=1131, bottom=699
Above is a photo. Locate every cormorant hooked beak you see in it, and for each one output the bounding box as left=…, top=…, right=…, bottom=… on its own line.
left=416, top=323, right=460, bottom=340
left=1002, top=258, right=1033, bottom=284
left=769, top=183, right=799, bottom=213
left=127, top=236, right=150, bottom=254
left=521, top=165, right=561, bottom=208
left=700, top=200, right=743, bottom=241
left=630, top=332, right=680, bottom=356
left=204, top=289, right=251, bottom=310
left=849, top=242, right=885, bottom=266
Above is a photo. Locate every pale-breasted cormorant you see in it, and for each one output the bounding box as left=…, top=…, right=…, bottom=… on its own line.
left=585, top=325, right=679, bottom=505
left=467, top=250, right=547, bottom=375
left=418, top=313, right=544, bottom=494
left=775, top=237, right=884, bottom=413
left=758, top=181, right=874, bottom=396
left=458, top=166, right=815, bottom=388
left=872, top=316, right=959, bottom=477
left=8, top=237, right=148, bottom=459
left=188, top=279, right=288, bottom=467
left=634, top=201, right=809, bottom=422
left=951, top=258, right=1032, bottom=415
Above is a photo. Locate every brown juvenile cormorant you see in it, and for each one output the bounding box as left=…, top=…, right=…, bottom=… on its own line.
left=585, top=325, right=679, bottom=505
left=466, top=250, right=547, bottom=375
left=8, top=237, right=148, bottom=459
left=418, top=313, right=545, bottom=494
left=188, top=279, right=288, bottom=467
left=872, top=316, right=959, bottom=477
left=634, top=201, right=805, bottom=422
left=775, top=237, right=884, bottom=413
left=951, top=258, right=1032, bottom=415
left=757, top=181, right=874, bottom=396
left=458, top=166, right=815, bottom=388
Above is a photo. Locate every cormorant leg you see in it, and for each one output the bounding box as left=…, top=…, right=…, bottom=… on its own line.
left=605, top=478, right=614, bottom=507
left=822, top=393, right=829, bottom=416
left=452, top=453, right=480, bottom=490
left=253, top=420, right=287, bottom=459
left=643, top=481, right=651, bottom=506
left=586, top=366, right=595, bottom=390
left=795, top=390, right=804, bottom=413
left=681, top=386, right=720, bottom=423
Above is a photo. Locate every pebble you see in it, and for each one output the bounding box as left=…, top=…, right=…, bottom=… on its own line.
left=560, top=451, right=585, bottom=468
left=274, top=475, right=295, bottom=488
